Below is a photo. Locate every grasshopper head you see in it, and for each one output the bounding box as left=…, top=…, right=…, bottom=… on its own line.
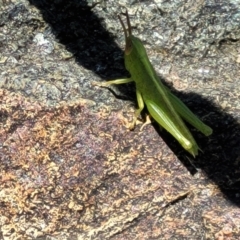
left=118, top=11, right=133, bottom=55
left=118, top=11, right=147, bottom=58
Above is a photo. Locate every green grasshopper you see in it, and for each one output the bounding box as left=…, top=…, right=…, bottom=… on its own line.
left=94, top=11, right=212, bottom=157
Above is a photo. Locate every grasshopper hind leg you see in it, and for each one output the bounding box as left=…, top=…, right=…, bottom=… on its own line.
left=145, top=100, right=199, bottom=157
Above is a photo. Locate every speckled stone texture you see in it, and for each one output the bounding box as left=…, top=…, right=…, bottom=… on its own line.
left=0, top=0, right=240, bottom=239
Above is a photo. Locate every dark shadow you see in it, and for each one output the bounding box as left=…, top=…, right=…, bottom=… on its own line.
left=28, top=0, right=128, bottom=78
left=28, top=0, right=240, bottom=206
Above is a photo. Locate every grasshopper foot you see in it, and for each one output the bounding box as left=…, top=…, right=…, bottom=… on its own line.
left=92, top=81, right=111, bottom=87
left=140, top=115, right=152, bottom=131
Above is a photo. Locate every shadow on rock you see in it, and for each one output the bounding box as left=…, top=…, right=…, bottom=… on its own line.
left=28, top=0, right=127, bottom=78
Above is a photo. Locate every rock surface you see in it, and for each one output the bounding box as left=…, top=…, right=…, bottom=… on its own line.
left=0, top=0, right=240, bottom=239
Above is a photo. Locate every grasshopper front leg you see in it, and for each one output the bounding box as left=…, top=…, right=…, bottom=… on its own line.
left=127, top=89, right=145, bottom=129
left=93, top=78, right=146, bottom=129
left=93, top=78, right=136, bottom=128
left=92, top=78, right=133, bottom=87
